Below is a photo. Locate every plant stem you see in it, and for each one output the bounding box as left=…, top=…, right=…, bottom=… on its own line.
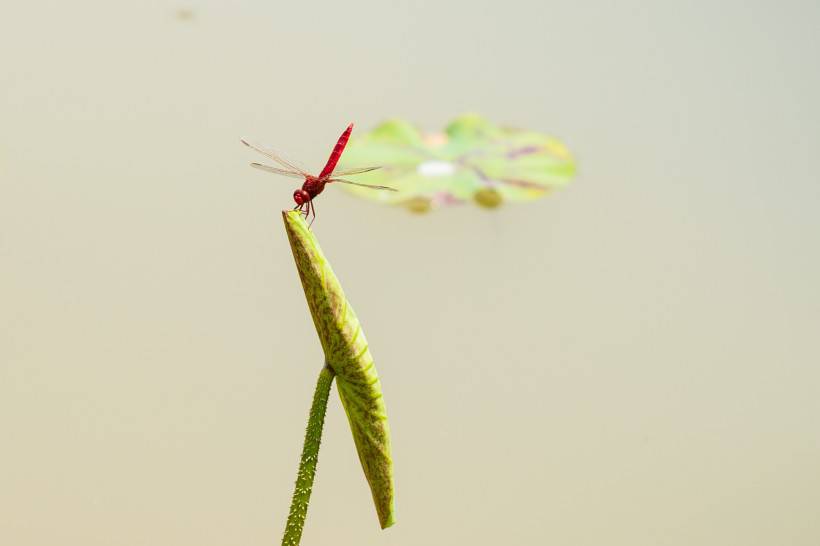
left=281, top=364, right=335, bottom=546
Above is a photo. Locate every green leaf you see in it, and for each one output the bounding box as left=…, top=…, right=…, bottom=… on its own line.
left=282, top=210, right=395, bottom=529
left=336, top=113, right=576, bottom=211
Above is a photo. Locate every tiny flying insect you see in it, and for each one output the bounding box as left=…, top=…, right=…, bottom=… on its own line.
left=242, top=123, right=397, bottom=226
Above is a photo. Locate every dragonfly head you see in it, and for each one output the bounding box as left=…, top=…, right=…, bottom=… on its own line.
left=293, top=189, right=311, bottom=206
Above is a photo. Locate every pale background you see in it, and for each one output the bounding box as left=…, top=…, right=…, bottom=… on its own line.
left=1, top=1, right=819, bottom=545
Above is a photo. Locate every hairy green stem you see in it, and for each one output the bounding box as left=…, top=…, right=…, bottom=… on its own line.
left=281, top=365, right=335, bottom=546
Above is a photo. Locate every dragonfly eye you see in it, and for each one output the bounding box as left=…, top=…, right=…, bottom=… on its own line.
left=293, top=189, right=309, bottom=205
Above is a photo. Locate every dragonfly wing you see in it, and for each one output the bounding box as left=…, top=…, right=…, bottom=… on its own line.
left=250, top=163, right=306, bottom=179
left=241, top=139, right=310, bottom=176
left=330, top=178, right=398, bottom=191
left=330, top=166, right=382, bottom=177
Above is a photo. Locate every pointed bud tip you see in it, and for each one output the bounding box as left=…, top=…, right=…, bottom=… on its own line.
left=380, top=511, right=396, bottom=529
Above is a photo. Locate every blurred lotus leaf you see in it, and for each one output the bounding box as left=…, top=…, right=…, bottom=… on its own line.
left=282, top=210, right=395, bottom=529
left=336, top=113, right=575, bottom=212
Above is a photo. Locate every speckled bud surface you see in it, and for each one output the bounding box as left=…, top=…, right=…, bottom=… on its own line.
left=282, top=210, right=395, bottom=529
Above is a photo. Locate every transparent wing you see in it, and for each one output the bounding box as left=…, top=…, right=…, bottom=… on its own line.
left=329, top=178, right=398, bottom=191
left=250, top=162, right=306, bottom=179
left=330, top=166, right=382, bottom=177
left=240, top=139, right=310, bottom=176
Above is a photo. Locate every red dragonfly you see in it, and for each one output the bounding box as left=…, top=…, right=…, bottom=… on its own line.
left=242, top=123, right=397, bottom=225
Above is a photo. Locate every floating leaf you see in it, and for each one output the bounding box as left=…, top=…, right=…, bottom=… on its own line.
left=282, top=210, right=395, bottom=529
left=335, top=113, right=576, bottom=212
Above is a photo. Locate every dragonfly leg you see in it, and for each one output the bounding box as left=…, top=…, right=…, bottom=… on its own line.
left=308, top=199, right=316, bottom=228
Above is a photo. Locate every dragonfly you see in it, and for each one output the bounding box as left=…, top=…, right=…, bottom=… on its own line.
left=242, top=123, right=397, bottom=225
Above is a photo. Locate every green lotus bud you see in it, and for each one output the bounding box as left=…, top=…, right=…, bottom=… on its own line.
left=474, top=187, right=503, bottom=208
left=282, top=210, right=395, bottom=529
left=403, top=196, right=432, bottom=213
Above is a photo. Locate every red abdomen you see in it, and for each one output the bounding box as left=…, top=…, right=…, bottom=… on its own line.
left=318, top=123, right=353, bottom=179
